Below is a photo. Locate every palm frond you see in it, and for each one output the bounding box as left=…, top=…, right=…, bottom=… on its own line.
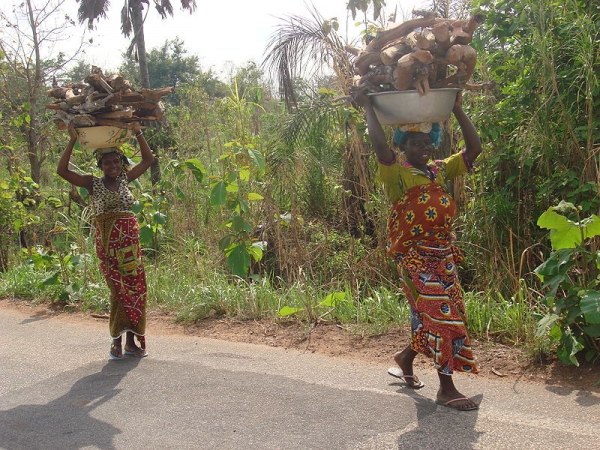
left=153, top=1, right=171, bottom=19
left=179, top=0, right=197, bottom=13
left=120, top=4, right=132, bottom=37
left=77, top=0, right=110, bottom=29
left=262, top=6, right=354, bottom=110
left=280, top=95, right=344, bottom=149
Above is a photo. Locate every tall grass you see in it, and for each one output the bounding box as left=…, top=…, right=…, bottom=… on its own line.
left=1, top=249, right=541, bottom=352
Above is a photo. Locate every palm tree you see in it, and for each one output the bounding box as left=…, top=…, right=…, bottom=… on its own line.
left=76, top=0, right=196, bottom=184
left=76, top=0, right=196, bottom=89
left=262, top=6, right=375, bottom=237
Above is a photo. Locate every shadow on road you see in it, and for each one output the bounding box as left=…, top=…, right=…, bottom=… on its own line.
left=390, top=382, right=484, bottom=449
left=545, top=385, right=600, bottom=407
left=0, top=358, right=140, bottom=449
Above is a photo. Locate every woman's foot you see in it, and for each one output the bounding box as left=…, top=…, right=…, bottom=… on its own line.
left=437, top=373, right=479, bottom=411
left=109, top=339, right=123, bottom=360
left=390, top=346, right=423, bottom=388
left=123, top=345, right=148, bottom=358
left=124, top=332, right=148, bottom=357
left=436, top=391, right=479, bottom=411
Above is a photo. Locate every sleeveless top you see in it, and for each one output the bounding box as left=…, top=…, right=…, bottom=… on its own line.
left=90, top=173, right=135, bottom=216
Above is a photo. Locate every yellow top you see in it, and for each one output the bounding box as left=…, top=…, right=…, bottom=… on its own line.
left=378, top=151, right=468, bottom=203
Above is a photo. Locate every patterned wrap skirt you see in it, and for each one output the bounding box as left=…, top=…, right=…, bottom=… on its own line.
left=387, top=183, right=477, bottom=374
left=94, top=212, right=147, bottom=348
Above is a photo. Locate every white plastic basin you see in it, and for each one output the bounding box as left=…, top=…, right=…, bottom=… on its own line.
left=368, top=88, right=459, bottom=125
left=75, top=126, right=132, bottom=149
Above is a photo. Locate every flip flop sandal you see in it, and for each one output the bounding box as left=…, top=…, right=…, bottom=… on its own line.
left=124, top=347, right=148, bottom=358
left=435, top=397, right=479, bottom=411
left=387, top=367, right=425, bottom=389
left=109, top=344, right=123, bottom=360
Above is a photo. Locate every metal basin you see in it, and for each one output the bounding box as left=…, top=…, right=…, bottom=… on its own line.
left=75, top=126, right=132, bottom=150
left=367, top=88, right=459, bottom=125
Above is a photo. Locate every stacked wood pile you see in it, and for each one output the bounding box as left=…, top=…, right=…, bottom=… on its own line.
left=46, top=66, right=173, bottom=129
left=348, top=11, right=487, bottom=95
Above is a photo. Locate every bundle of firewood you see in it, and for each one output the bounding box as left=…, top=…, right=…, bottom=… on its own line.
left=348, top=11, right=488, bottom=95
left=46, top=66, right=173, bottom=129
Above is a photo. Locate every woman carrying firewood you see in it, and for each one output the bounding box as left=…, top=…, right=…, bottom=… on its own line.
left=355, top=90, right=482, bottom=411
left=57, top=124, right=154, bottom=360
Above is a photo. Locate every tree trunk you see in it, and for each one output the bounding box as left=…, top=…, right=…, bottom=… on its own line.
left=25, top=0, right=42, bottom=184
left=130, top=0, right=161, bottom=185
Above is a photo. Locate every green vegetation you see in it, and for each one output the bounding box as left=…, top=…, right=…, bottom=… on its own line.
left=1, top=0, right=598, bottom=366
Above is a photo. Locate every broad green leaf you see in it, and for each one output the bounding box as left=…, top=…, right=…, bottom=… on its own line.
left=537, top=209, right=580, bottom=249
left=549, top=323, right=562, bottom=341
left=318, top=292, right=347, bottom=307
left=226, top=183, right=239, bottom=193
left=153, top=212, right=167, bottom=225
left=557, top=331, right=583, bottom=366
left=226, top=244, right=251, bottom=278
left=239, top=168, right=250, bottom=181
left=550, top=227, right=583, bottom=249
left=537, top=209, right=570, bottom=231
left=139, top=225, right=154, bottom=246
left=246, top=147, right=265, bottom=172
left=278, top=306, right=304, bottom=317
left=184, top=158, right=206, bottom=174
left=231, top=215, right=245, bottom=232
left=535, top=248, right=575, bottom=277
left=237, top=198, right=250, bottom=215
left=218, top=234, right=234, bottom=252
left=38, top=272, right=60, bottom=287
left=536, top=313, right=560, bottom=338
left=210, top=181, right=227, bottom=207
left=583, top=215, right=600, bottom=239
left=247, top=245, right=263, bottom=262
left=538, top=209, right=600, bottom=249
left=248, top=192, right=264, bottom=201
left=580, top=291, right=600, bottom=323
left=583, top=323, right=600, bottom=338
left=174, top=187, right=186, bottom=200
left=227, top=171, right=238, bottom=183
left=131, top=201, right=144, bottom=214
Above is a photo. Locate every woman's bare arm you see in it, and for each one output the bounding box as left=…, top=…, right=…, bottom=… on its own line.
left=452, top=92, right=481, bottom=165
left=354, top=92, right=395, bottom=164
left=126, top=123, right=155, bottom=182
left=56, top=126, right=93, bottom=190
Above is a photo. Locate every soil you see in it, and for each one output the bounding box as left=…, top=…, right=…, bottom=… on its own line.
left=2, top=298, right=599, bottom=393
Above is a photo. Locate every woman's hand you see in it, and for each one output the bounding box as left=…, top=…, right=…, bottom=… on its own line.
left=452, top=90, right=463, bottom=113
left=351, top=86, right=372, bottom=108
left=67, top=123, right=78, bottom=140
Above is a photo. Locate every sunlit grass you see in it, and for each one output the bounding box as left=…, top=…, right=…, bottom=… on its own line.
left=1, top=251, right=544, bottom=351
left=465, top=290, right=538, bottom=345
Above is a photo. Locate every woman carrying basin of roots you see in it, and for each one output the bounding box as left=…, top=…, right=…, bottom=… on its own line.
left=57, top=123, right=154, bottom=360
left=355, top=90, right=482, bottom=411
